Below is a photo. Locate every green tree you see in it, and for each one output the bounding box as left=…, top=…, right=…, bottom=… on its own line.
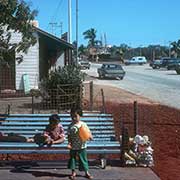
left=78, top=44, right=87, bottom=56
left=171, top=40, right=180, bottom=58
left=72, top=40, right=77, bottom=58
left=0, top=0, right=38, bottom=65
left=83, top=28, right=98, bottom=47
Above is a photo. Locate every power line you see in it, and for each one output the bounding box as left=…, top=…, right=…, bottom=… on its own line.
left=49, top=22, right=61, bottom=36
left=46, top=0, right=64, bottom=31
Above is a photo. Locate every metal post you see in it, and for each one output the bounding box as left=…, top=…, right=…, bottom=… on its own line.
left=120, top=124, right=125, bottom=166
left=68, top=0, right=72, bottom=43
left=101, top=88, right=106, bottom=113
left=32, top=95, right=34, bottom=114
left=76, top=0, right=78, bottom=64
left=89, top=81, right=93, bottom=111
left=139, top=45, right=142, bottom=56
left=133, top=101, right=138, bottom=135
left=120, top=118, right=129, bottom=166
left=7, top=104, right=11, bottom=115
left=153, top=50, right=155, bottom=60
left=169, top=42, right=171, bottom=58
left=60, top=22, right=63, bottom=36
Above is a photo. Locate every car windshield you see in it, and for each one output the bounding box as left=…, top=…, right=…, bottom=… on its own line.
left=106, top=64, right=123, bottom=69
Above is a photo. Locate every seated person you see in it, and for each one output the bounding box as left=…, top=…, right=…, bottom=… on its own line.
left=0, top=132, right=28, bottom=142
left=34, top=114, right=65, bottom=147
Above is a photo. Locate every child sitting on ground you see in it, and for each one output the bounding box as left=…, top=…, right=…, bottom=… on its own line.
left=34, top=114, right=65, bottom=147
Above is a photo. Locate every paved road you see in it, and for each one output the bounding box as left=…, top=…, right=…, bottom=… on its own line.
left=84, top=63, right=180, bottom=109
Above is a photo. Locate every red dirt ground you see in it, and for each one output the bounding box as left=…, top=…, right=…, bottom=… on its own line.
left=93, top=84, right=180, bottom=180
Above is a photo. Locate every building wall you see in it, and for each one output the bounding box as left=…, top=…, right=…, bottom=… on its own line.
left=55, top=51, right=65, bottom=68
left=50, top=51, right=64, bottom=72
left=10, top=31, right=39, bottom=91
left=9, top=29, right=69, bottom=91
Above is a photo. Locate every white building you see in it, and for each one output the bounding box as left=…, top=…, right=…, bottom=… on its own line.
left=0, top=27, right=74, bottom=92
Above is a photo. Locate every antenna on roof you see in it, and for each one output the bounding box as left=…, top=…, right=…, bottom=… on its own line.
left=49, top=22, right=61, bottom=36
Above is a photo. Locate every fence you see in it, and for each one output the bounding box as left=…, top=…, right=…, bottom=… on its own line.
left=31, top=84, right=83, bottom=113
left=104, top=100, right=180, bottom=167
left=82, top=81, right=106, bottom=112
left=1, top=76, right=180, bottom=159
left=0, top=81, right=106, bottom=114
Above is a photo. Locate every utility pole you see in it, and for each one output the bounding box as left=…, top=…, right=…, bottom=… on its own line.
left=169, top=41, right=171, bottom=58
left=104, top=33, right=107, bottom=52
left=76, top=0, right=78, bottom=64
left=49, top=22, right=57, bottom=35
left=153, top=50, right=155, bottom=60
left=100, top=33, right=103, bottom=47
left=49, top=22, right=61, bottom=36
left=60, top=22, right=63, bottom=37
left=68, top=0, right=72, bottom=43
left=139, top=45, right=142, bottom=56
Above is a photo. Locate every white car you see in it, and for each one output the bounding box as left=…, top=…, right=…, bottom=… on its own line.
left=125, top=56, right=147, bottom=65
left=78, top=60, right=91, bottom=69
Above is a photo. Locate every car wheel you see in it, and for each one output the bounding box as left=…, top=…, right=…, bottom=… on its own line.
left=116, top=76, right=123, bottom=80
left=99, top=74, right=103, bottom=79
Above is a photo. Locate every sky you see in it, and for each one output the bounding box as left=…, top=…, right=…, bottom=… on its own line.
left=27, top=0, right=180, bottom=48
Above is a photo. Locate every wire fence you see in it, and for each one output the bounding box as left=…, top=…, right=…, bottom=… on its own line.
left=0, top=81, right=106, bottom=114
left=1, top=74, right=180, bottom=159
left=1, top=78, right=180, bottom=166
left=105, top=101, right=180, bottom=162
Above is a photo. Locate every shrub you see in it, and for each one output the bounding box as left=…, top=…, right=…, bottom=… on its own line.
left=40, top=65, right=86, bottom=110
left=41, top=65, right=86, bottom=89
left=175, top=66, right=180, bottom=74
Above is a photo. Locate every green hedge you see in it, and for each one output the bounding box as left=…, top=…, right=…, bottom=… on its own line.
left=40, top=65, right=86, bottom=110
left=175, top=67, right=180, bottom=74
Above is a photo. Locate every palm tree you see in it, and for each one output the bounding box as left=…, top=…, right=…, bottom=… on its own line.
left=171, top=40, right=180, bottom=58
left=83, top=28, right=97, bottom=47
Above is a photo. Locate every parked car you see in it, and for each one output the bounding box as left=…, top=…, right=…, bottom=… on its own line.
left=97, top=63, right=125, bottom=80
left=125, top=56, right=147, bottom=65
left=167, top=59, right=180, bottom=70
left=160, top=57, right=174, bottom=68
left=151, top=60, right=163, bottom=69
left=151, top=57, right=175, bottom=69
left=149, top=60, right=154, bottom=67
left=78, top=59, right=91, bottom=69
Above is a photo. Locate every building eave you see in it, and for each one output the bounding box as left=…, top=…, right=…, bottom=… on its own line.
left=34, top=26, right=74, bottom=49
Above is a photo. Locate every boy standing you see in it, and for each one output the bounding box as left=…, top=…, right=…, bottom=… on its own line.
left=67, top=107, right=93, bottom=180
